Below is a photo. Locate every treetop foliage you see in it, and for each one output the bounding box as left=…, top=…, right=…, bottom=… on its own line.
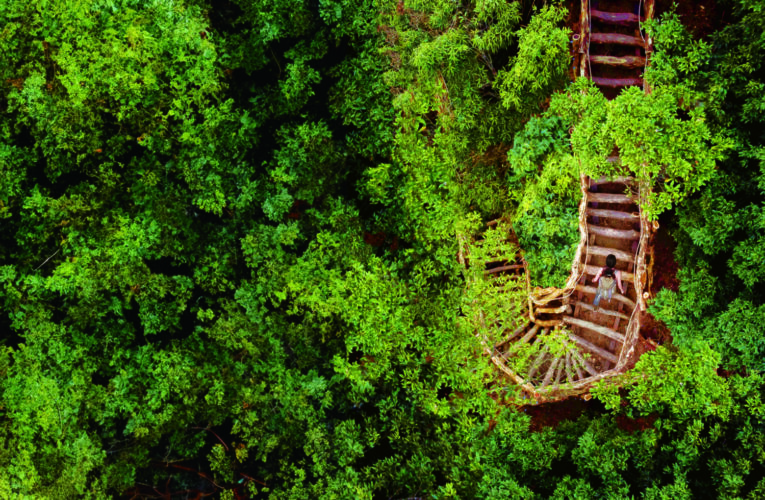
left=2, top=0, right=765, bottom=497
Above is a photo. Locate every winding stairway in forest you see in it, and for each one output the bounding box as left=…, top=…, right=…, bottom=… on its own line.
left=473, top=0, right=657, bottom=402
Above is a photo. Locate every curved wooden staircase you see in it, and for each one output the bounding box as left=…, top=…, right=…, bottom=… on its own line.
left=474, top=0, right=657, bottom=402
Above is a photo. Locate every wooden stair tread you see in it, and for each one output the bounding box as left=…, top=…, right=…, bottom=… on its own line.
left=592, top=76, right=644, bottom=88
left=519, top=324, right=540, bottom=344
left=590, top=33, right=645, bottom=47
left=496, top=322, right=530, bottom=349
left=588, top=245, right=634, bottom=263
left=566, top=330, right=620, bottom=365
left=582, top=264, right=634, bottom=283
left=563, top=316, right=626, bottom=343
left=484, top=264, right=524, bottom=275
left=587, top=191, right=635, bottom=204
left=586, top=208, right=639, bottom=221
left=591, top=9, right=643, bottom=24
left=574, top=284, right=636, bottom=309
left=569, top=345, right=598, bottom=376
left=574, top=300, right=631, bottom=320
left=590, top=55, right=646, bottom=68
left=590, top=175, right=635, bottom=185
left=589, top=224, right=640, bottom=240
left=541, top=357, right=561, bottom=387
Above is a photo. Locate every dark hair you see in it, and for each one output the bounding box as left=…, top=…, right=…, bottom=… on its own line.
left=606, top=254, right=616, bottom=268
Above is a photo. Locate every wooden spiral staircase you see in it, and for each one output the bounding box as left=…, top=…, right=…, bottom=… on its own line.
left=472, top=0, right=657, bottom=402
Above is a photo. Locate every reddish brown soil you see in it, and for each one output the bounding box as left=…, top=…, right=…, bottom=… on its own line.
left=651, top=221, right=679, bottom=294
left=636, top=221, right=677, bottom=348
left=523, top=397, right=594, bottom=431
left=616, top=411, right=658, bottom=432
left=655, top=0, right=724, bottom=38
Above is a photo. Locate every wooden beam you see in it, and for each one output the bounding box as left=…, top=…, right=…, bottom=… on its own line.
left=591, top=9, right=643, bottom=24
left=587, top=192, right=635, bottom=204
left=566, top=331, right=620, bottom=364
left=495, top=322, right=530, bottom=349
left=592, top=76, right=644, bottom=88
left=519, top=324, right=540, bottom=344
left=527, top=345, right=550, bottom=380
left=589, top=225, right=640, bottom=240
left=590, top=33, right=644, bottom=46
left=586, top=208, right=639, bottom=221
left=535, top=304, right=571, bottom=315
left=565, top=352, right=574, bottom=383
left=590, top=55, right=646, bottom=68
left=554, top=361, right=564, bottom=385
left=590, top=176, right=635, bottom=186
left=569, top=346, right=598, bottom=376
left=484, top=264, right=524, bottom=275
left=582, top=264, right=634, bottom=283
left=574, top=285, right=636, bottom=309
left=588, top=245, right=634, bottom=263
left=541, top=357, right=561, bottom=387
left=563, top=316, right=626, bottom=343
left=573, top=300, right=631, bottom=320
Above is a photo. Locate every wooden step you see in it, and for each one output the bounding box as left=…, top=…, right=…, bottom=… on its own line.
left=574, top=284, right=636, bottom=309
left=592, top=76, right=644, bottom=88
left=582, top=264, right=634, bottom=283
left=588, top=245, right=634, bottom=263
left=519, top=324, right=540, bottom=344
left=484, top=264, right=524, bottom=275
left=587, top=191, right=634, bottom=204
left=590, top=175, right=635, bottom=186
left=541, top=357, right=561, bottom=387
left=496, top=322, right=530, bottom=349
left=590, top=33, right=644, bottom=47
left=527, top=345, right=550, bottom=380
left=565, top=330, right=620, bottom=365
left=566, top=351, right=574, bottom=384
left=589, top=224, right=640, bottom=240
left=591, top=9, right=643, bottom=24
left=586, top=208, right=639, bottom=221
left=590, top=55, right=646, bottom=68
left=569, top=345, right=598, bottom=376
left=564, top=316, right=626, bottom=343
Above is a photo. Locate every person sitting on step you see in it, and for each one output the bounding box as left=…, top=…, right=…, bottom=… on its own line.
left=592, top=254, right=625, bottom=310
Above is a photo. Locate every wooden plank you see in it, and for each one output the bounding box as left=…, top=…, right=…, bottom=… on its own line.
left=587, top=192, right=634, bottom=204
left=588, top=245, right=634, bottom=263
left=566, top=331, right=620, bottom=364
left=541, top=357, right=561, bottom=387
left=573, top=300, right=631, bottom=320
left=591, top=9, right=642, bottom=24
left=569, top=345, right=599, bottom=376
left=590, top=176, right=635, bottom=186
left=527, top=345, right=550, bottom=380
left=590, top=55, right=646, bottom=67
left=574, top=285, right=636, bottom=309
left=535, top=304, right=571, bottom=315
left=579, top=0, right=589, bottom=77
left=484, top=264, right=524, bottom=275
left=565, top=352, right=574, bottom=383
left=590, top=33, right=644, bottom=46
left=592, top=76, right=644, bottom=88
left=519, top=324, right=540, bottom=344
left=554, top=361, right=564, bottom=385
left=495, top=322, right=530, bottom=349
left=564, top=316, right=626, bottom=343
left=586, top=208, right=639, bottom=221
left=589, top=225, right=640, bottom=240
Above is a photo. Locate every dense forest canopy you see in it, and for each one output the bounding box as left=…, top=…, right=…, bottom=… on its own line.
left=0, top=0, right=764, bottom=497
